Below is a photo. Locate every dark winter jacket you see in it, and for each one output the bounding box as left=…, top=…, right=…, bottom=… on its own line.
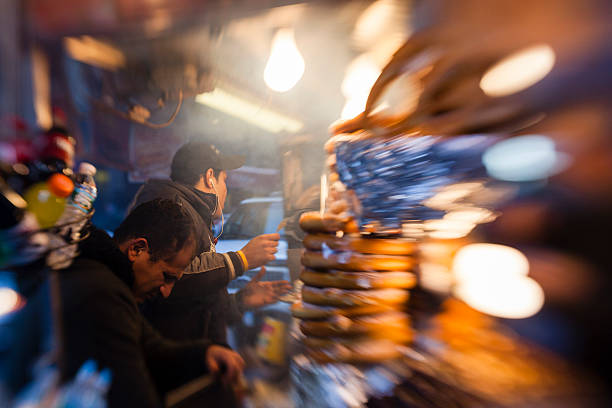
left=129, top=180, right=245, bottom=344
left=59, top=228, right=213, bottom=408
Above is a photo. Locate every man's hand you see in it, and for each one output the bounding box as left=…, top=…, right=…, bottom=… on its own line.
left=205, top=345, right=245, bottom=385
left=239, top=266, right=292, bottom=309
left=240, top=233, right=280, bottom=270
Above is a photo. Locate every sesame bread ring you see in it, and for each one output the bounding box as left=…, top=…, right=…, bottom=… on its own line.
left=300, top=268, right=417, bottom=290
left=303, top=233, right=417, bottom=256
left=327, top=199, right=348, bottom=215
left=326, top=154, right=337, bottom=172
left=306, top=339, right=406, bottom=364
left=291, top=301, right=400, bottom=320
left=299, top=312, right=411, bottom=337
left=301, top=250, right=415, bottom=271
left=301, top=286, right=409, bottom=307
left=298, top=211, right=359, bottom=234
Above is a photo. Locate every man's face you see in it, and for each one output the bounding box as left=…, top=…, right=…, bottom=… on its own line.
left=128, top=238, right=195, bottom=303
left=211, top=170, right=228, bottom=218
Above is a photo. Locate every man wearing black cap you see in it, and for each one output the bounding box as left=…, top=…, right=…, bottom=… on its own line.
left=129, top=141, right=290, bottom=346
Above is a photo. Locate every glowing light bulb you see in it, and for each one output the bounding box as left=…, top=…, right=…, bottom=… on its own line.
left=480, top=44, right=555, bottom=97
left=483, top=134, right=569, bottom=182
left=453, top=243, right=529, bottom=283
left=0, top=287, right=20, bottom=316
left=341, top=55, right=381, bottom=99
left=340, top=98, right=366, bottom=119
left=264, top=28, right=305, bottom=92
left=455, top=275, right=544, bottom=319
left=353, top=0, right=395, bottom=48
left=339, top=55, right=382, bottom=119
left=452, top=244, right=544, bottom=319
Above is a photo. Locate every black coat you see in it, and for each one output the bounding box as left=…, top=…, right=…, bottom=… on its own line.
left=129, top=180, right=246, bottom=345
left=59, top=228, right=213, bottom=407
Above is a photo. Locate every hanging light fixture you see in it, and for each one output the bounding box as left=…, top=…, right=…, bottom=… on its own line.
left=340, top=54, right=381, bottom=119
left=480, top=44, right=555, bottom=97
left=264, top=28, right=305, bottom=93
left=0, top=286, right=24, bottom=318
left=195, top=87, right=304, bottom=133
left=482, top=134, right=570, bottom=182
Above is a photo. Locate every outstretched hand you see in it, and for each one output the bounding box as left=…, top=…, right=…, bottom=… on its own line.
left=240, top=233, right=280, bottom=270
left=239, top=266, right=292, bottom=309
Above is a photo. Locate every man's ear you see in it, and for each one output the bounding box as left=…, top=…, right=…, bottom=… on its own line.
left=204, top=168, right=215, bottom=189
left=126, top=238, right=149, bottom=261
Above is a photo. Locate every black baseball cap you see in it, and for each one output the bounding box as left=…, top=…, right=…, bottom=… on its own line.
left=170, top=141, right=246, bottom=185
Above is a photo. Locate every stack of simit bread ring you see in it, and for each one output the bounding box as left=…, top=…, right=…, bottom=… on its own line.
left=292, top=205, right=418, bottom=363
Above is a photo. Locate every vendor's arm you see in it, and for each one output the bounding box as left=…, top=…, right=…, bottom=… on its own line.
left=173, top=232, right=281, bottom=300
left=179, top=250, right=247, bottom=294
left=165, top=250, right=246, bottom=302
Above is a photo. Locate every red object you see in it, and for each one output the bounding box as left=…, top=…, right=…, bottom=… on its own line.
left=38, top=131, right=76, bottom=166
left=12, top=139, right=36, bottom=163
left=0, top=139, right=36, bottom=164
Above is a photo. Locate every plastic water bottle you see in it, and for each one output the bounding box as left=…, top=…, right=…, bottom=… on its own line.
left=62, top=162, right=97, bottom=223
left=47, top=163, right=97, bottom=270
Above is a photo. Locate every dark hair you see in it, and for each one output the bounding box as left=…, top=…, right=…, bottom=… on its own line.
left=170, top=142, right=221, bottom=185
left=114, top=198, right=196, bottom=262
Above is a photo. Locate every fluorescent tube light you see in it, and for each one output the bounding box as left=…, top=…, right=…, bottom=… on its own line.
left=195, top=88, right=304, bottom=134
